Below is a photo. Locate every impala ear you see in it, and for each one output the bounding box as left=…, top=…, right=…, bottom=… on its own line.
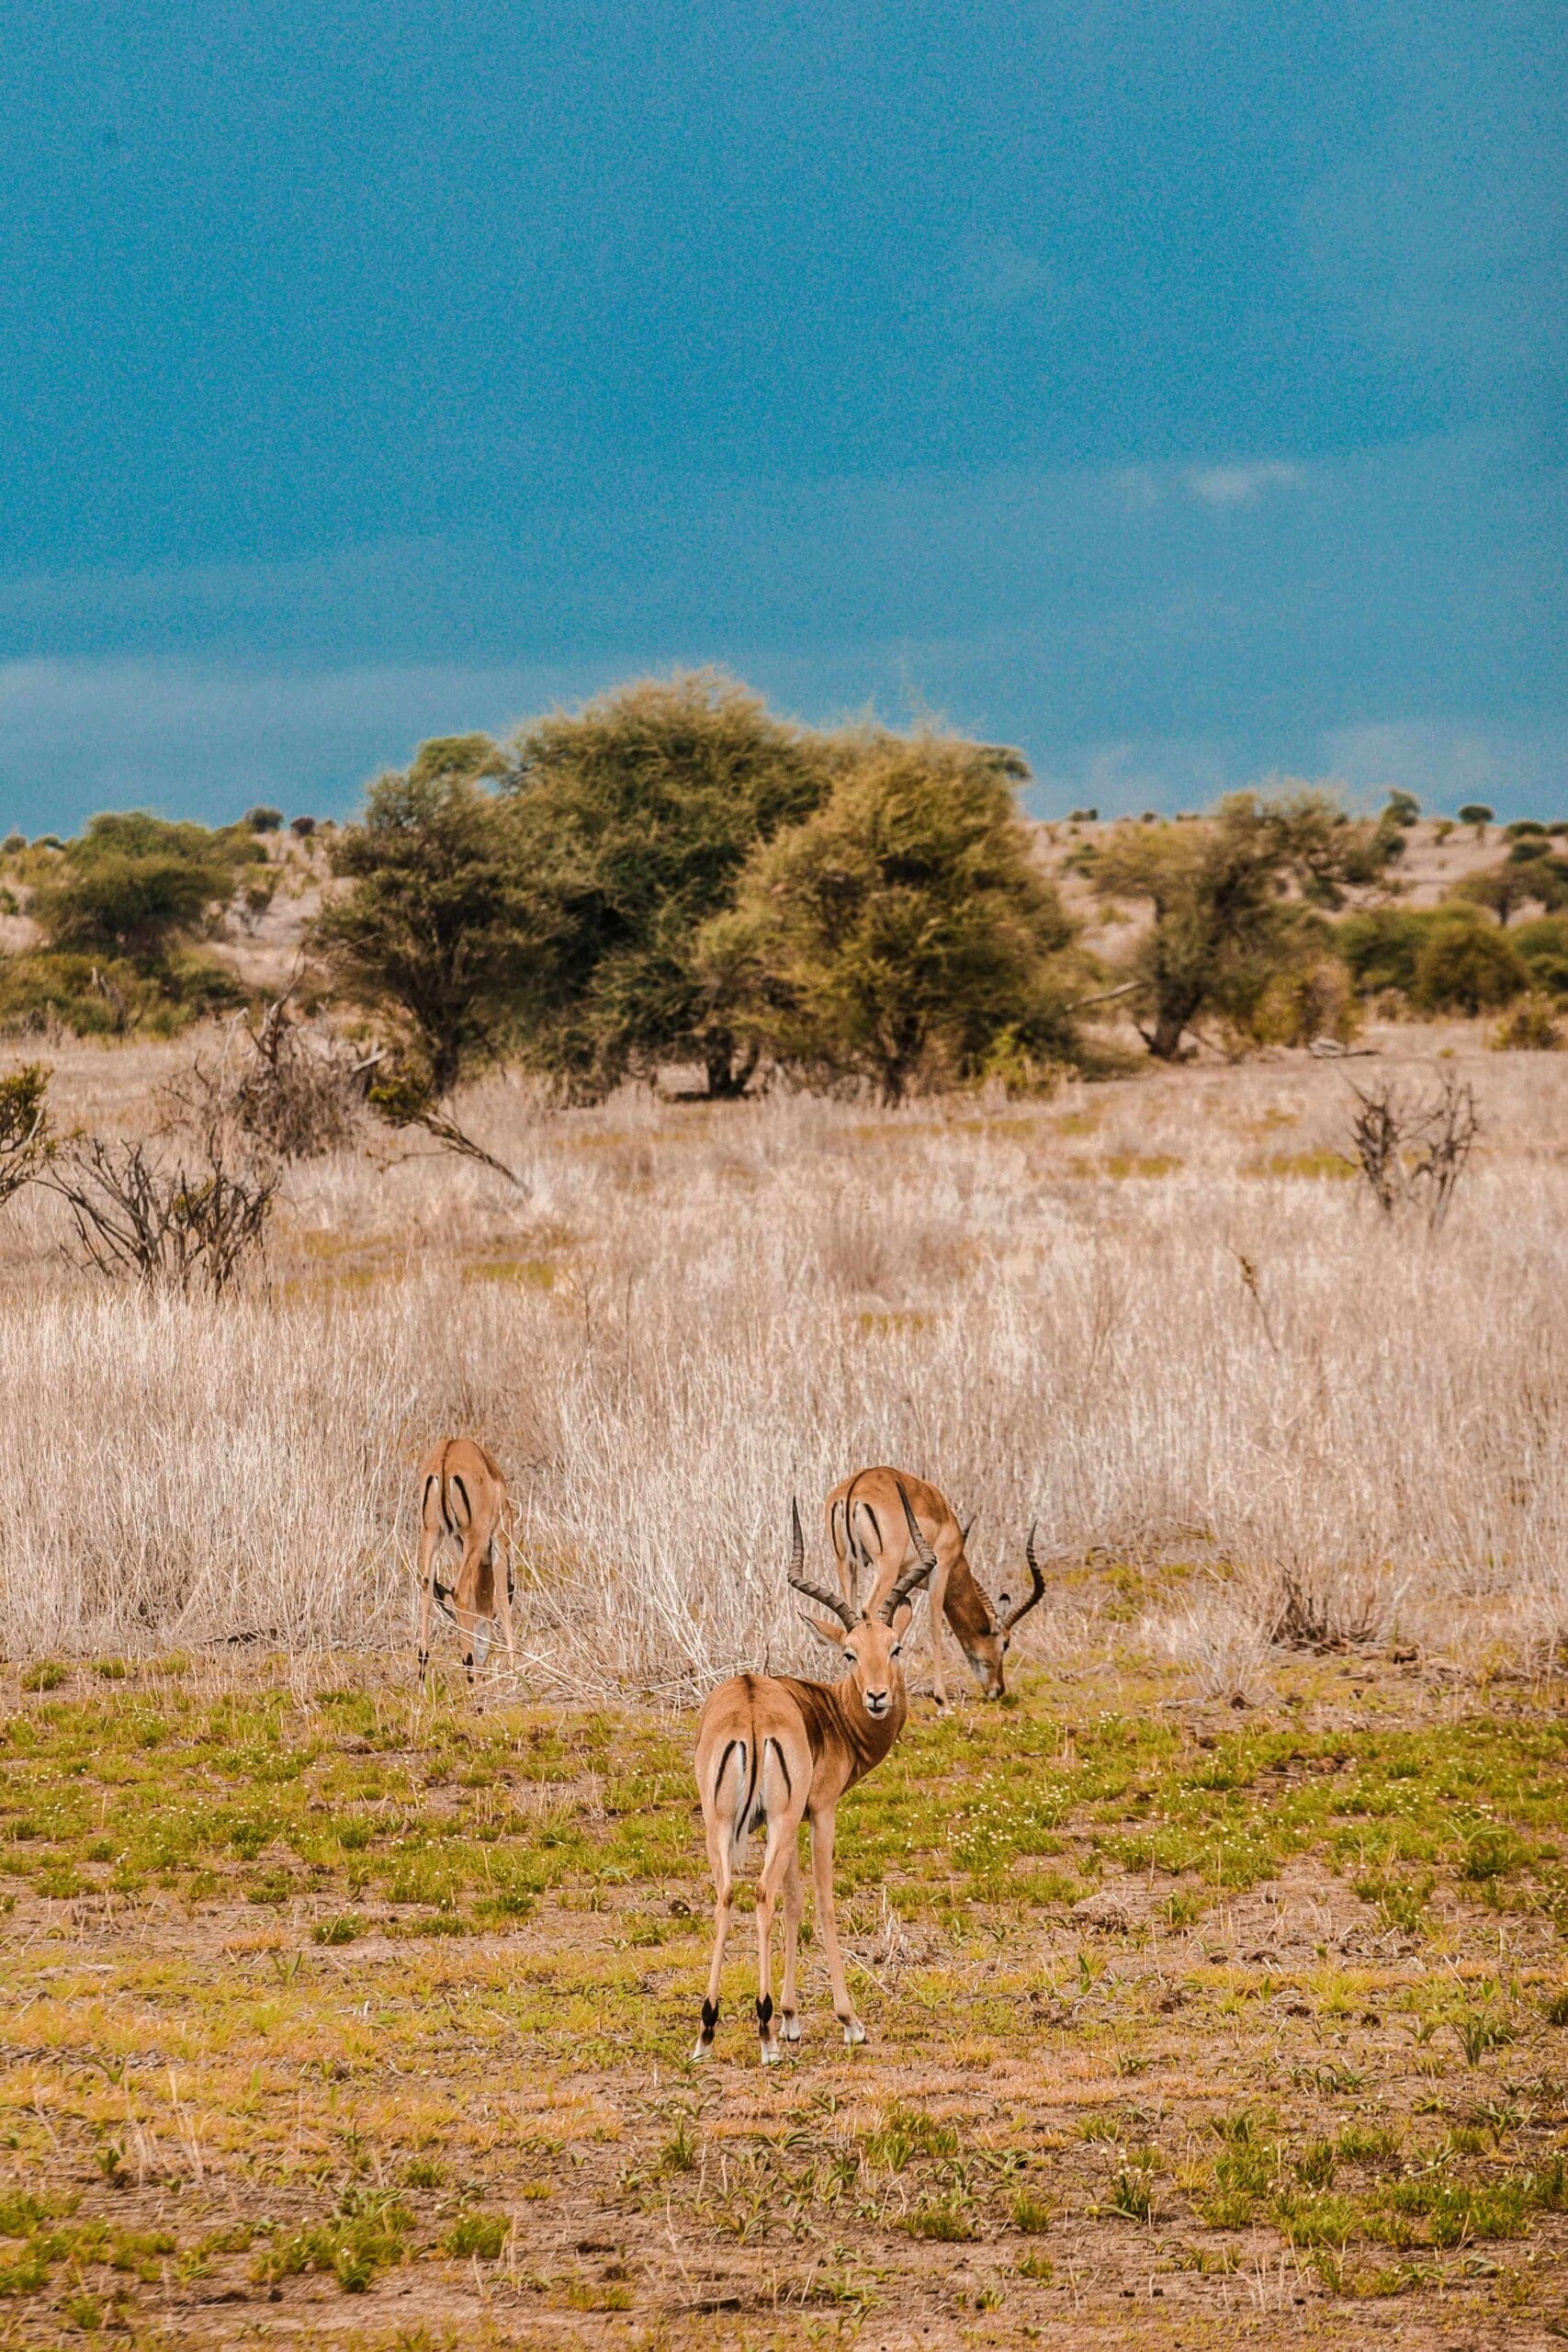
left=800, top=1611, right=848, bottom=1649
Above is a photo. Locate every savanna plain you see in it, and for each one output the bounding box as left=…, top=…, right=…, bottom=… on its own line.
left=2, top=1026, right=1567, bottom=2351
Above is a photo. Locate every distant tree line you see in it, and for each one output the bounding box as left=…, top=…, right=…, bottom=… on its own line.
left=4, top=671, right=1568, bottom=1079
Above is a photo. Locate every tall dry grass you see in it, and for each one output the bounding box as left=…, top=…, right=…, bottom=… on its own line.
left=1, top=1031, right=1565, bottom=1691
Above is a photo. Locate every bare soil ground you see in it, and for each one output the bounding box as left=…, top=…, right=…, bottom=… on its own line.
left=1, top=1638, right=1565, bottom=2350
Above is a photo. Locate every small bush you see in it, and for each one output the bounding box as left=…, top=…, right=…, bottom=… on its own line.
left=0, top=1062, right=51, bottom=1208
left=1542, top=1988, right=1568, bottom=2027
left=0, top=949, right=242, bottom=1040
left=1515, top=915, right=1568, bottom=996
left=444, top=2211, right=506, bottom=2259
left=1453, top=2007, right=1515, bottom=2065
left=289, top=814, right=317, bottom=837
left=244, top=806, right=285, bottom=833
left=902, top=2199, right=976, bottom=2242
left=1491, top=994, right=1563, bottom=1051
left=312, top=1914, right=364, bottom=1946
left=1, top=831, right=25, bottom=855
left=1010, top=2190, right=1053, bottom=2233
left=1412, top=914, right=1528, bottom=1013
left=1106, top=2159, right=1157, bottom=2222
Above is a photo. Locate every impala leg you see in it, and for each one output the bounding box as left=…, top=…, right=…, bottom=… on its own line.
left=809, top=1806, right=865, bottom=2047
left=778, top=1842, right=805, bottom=2045
left=754, top=1819, right=795, bottom=2066
left=496, top=1520, right=517, bottom=1670
left=694, top=1818, right=735, bottom=2063
left=416, top=1521, right=438, bottom=1682
left=455, top=1535, right=486, bottom=1682
left=928, top=1560, right=950, bottom=1709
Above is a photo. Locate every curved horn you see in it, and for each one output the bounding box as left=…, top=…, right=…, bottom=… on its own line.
left=959, top=1514, right=976, bottom=1552
left=788, top=1497, right=856, bottom=1630
left=998, top=1521, right=1046, bottom=1634
left=882, top=1481, right=939, bottom=1621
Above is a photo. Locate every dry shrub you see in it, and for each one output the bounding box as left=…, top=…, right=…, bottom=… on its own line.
left=1491, top=995, right=1564, bottom=1053
left=46, top=1136, right=278, bottom=1295
left=1142, top=1584, right=1273, bottom=1705
left=160, top=997, right=370, bottom=1162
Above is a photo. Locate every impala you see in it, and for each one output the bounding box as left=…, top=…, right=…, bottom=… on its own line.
left=691, top=1486, right=935, bottom=2064
left=416, top=1438, right=517, bottom=1682
left=825, top=1466, right=1044, bottom=1703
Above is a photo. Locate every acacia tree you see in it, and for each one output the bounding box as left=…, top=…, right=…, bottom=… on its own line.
left=695, top=733, right=1078, bottom=1102
left=1092, top=788, right=1393, bottom=1060
left=31, top=812, right=256, bottom=966
left=501, top=673, right=831, bottom=1098
left=314, top=737, right=527, bottom=1099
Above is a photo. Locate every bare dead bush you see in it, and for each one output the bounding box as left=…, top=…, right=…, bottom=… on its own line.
left=46, top=1136, right=278, bottom=1295
left=1348, top=1073, right=1478, bottom=1229
left=161, top=994, right=373, bottom=1163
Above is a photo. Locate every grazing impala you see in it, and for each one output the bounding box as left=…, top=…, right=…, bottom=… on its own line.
left=416, top=1438, right=517, bottom=1683
left=825, top=1467, right=1044, bottom=1704
left=691, top=1487, right=935, bottom=2064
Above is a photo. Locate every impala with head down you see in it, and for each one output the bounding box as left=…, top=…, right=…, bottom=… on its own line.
left=691, top=1487, right=935, bottom=2064
left=826, top=1466, right=1044, bottom=1704
left=416, top=1438, right=517, bottom=1683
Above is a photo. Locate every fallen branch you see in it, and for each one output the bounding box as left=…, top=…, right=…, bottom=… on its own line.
left=1063, top=978, right=1143, bottom=1015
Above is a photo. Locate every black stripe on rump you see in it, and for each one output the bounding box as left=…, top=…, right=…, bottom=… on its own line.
left=449, top=1473, right=472, bottom=1530
left=766, top=1736, right=792, bottom=1804
left=714, top=1738, right=740, bottom=1813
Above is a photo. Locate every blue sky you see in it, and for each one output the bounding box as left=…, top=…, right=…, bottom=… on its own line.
left=1, top=0, right=1562, bottom=831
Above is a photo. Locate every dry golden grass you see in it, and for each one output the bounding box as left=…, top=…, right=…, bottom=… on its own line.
left=0, top=1022, right=1563, bottom=1695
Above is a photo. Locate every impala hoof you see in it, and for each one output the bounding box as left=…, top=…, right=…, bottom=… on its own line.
left=760, top=2042, right=784, bottom=2066
left=690, top=2037, right=712, bottom=2064
left=842, top=2018, right=867, bottom=2048
left=779, top=2011, right=801, bottom=2043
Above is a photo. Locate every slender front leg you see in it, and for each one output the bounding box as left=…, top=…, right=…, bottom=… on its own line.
left=928, top=1560, right=950, bottom=1708
left=777, top=1845, right=805, bottom=2044
left=694, top=1823, right=735, bottom=2063
left=492, top=1532, right=517, bottom=1670
left=417, top=1523, right=438, bottom=1681
left=497, top=1510, right=518, bottom=1669
left=808, top=1805, right=865, bottom=2047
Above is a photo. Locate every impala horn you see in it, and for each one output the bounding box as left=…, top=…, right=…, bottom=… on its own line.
left=787, top=1497, right=856, bottom=1630
left=882, top=1482, right=939, bottom=1622
left=997, top=1521, right=1047, bottom=1634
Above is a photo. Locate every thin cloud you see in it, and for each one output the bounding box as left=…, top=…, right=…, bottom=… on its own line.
left=1184, top=460, right=1301, bottom=507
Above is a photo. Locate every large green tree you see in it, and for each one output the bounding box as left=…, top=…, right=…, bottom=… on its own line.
left=694, top=732, right=1078, bottom=1103
left=1092, top=789, right=1394, bottom=1060
left=314, top=737, right=528, bottom=1098
left=500, top=673, right=830, bottom=1097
